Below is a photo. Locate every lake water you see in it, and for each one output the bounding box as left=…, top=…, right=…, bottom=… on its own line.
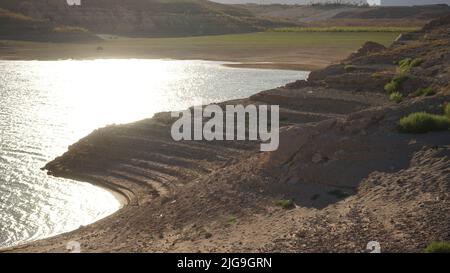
left=0, top=59, right=308, bottom=248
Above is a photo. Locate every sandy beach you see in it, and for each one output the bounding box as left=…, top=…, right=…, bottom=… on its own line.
left=0, top=32, right=401, bottom=71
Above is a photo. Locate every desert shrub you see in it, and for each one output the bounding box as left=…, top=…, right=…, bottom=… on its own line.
left=53, top=26, right=88, bottom=33
left=424, top=241, right=450, bottom=253
left=268, top=26, right=419, bottom=33
left=444, top=103, right=450, bottom=118
left=371, top=72, right=384, bottom=78
left=384, top=81, right=398, bottom=94
left=399, top=112, right=450, bottom=133
left=385, top=75, right=408, bottom=94
left=344, top=64, right=356, bottom=72
left=398, top=58, right=412, bottom=67
left=273, top=199, right=294, bottom=209
left=414, top=87, right=435, bottom=97
left=389, top=92, right=403, bottom=103
left=397, top=58, right=423, bottom=73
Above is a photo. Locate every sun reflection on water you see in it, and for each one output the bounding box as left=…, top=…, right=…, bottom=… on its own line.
left=0, top=59, right=307, bottom=248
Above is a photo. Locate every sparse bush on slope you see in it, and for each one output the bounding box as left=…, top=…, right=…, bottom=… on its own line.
left=53, top=26, right=89, bottom=33
left=444, top=103, right=450, bottom=118
left=385, top=75, right=408, bottom=94
left=397, top=57, right=423, bottom=73
left=414, top=87, right=435, bottom=97
left=344, top=64, right=356, bottom=72
left=273, top=199, right=295, bottom=209
left=399, top=112, right=450, bottom=134
left=425, top=241, right=450, bottom=253
left=389, top=92, right=403, bottom=103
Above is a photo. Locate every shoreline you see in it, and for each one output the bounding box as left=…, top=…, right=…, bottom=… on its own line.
left=0, top=61, right=299, bottom=252
left=0, top=56, right=324, bottom=71
left=3, top=19, right=450, bottom=252
left=222, top=62, right=324, bottom=71
left=0, top=50, right=407, bottom=252
left=0, top=31, right=401, bottom=72
left=0, top=58, right=305, bottom=252
left=0, top=174, right=131, bottom=252
left=1, top=81, right=394, bottom=252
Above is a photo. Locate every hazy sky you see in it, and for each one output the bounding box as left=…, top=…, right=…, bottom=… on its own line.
left=211, top=0, right=450, bottom=5
left=63, top=0, right=449, bottom=6
left=210, top=0, right=369, bottom=4
left=380, top=0, right=450, bottom=5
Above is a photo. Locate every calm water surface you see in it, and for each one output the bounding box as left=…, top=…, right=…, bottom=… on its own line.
left=0, top=59, right=308, bottom=248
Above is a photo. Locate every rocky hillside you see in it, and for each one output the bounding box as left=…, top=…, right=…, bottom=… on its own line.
left=242, top=4, right=450, bottom=26
left=333, top=4, right=450, bottom=19
left=0, top=7, right=99, bottom=42
left=6, top=14, right=450, bottom=253
left=0, top=0, right=294, bottom=38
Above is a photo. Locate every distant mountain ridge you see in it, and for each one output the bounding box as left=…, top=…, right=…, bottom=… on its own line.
left=333, top=4, right=450, bottom=19
left=380, top=0, right=450, bottom=6
left=0, top=0, right=294, bottom=39
left=1, top=0, right=448, bottom=42
left=241, top=3, right=450, bottom=25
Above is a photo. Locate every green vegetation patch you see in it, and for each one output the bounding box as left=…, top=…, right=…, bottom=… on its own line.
left=389, top=92, right=403, bottom=103
left=414, top=87, right=435, bottom=97
left=399, top=112, right=450, bottom=134
left=268, top=26, right=420, bottom=33
left=397, top=57, right=423, bottom=73
left=344, top=64, right=356, bottom=72
left=227, top=217, right=237, bottom=224
left=445, top=103, right=450, bottom=119
left=424, top=241, right=450, bottom=253
left=371, top=71, right=390, bottom=79
left=385, top=75, right=408, bottom=94
left=273, top=199, right=295, bottom=209
left=53, top=26, right=89, bottom=33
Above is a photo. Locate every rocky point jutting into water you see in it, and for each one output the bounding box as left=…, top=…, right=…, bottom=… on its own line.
left=5, top=15, right=450, bottom=253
